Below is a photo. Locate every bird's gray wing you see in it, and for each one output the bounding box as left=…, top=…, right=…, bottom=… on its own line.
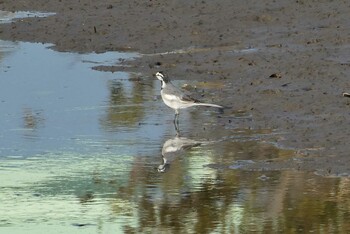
left=163, top=82, right=199, bottom=103
left=180, top=93, right=199, bottom=103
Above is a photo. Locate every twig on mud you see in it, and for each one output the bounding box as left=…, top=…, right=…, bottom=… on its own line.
left=342, top=92, right=350, bottom=97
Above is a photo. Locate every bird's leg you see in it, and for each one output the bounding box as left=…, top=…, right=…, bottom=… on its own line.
left=174, top=111, right=180, bottom=135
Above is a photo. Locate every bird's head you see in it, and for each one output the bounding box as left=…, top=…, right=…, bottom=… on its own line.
left=155, top=71, right=170, bottom=90
left=156, top=71, right=165, bottom=80
left=156, top=156, right=168, bottom=173
left=156, top=71, right=170, bottom=83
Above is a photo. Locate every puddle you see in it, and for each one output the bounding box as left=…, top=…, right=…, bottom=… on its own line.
left=0, top=40, right=144, bottom=156
left=0, top=40, right=350, bottom=233
left=0, top=10, right=56, bottom=24
left=142, top=45, right=259, bottom=56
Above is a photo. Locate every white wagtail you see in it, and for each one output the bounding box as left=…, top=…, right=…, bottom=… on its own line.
left=155, top=71, right=223, bottom=129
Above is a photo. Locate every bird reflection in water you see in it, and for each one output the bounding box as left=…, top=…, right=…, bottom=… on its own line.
left=158, top=135, right=215, bottom=173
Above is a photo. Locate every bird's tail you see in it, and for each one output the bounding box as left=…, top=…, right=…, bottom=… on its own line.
left=194, top=103, right=223, bottom=108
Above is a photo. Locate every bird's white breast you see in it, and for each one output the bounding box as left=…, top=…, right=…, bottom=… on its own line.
left=161, top=92, right=181, bottom=109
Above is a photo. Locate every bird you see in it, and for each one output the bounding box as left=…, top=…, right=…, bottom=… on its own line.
left=155, top=71, right=223, bottom=131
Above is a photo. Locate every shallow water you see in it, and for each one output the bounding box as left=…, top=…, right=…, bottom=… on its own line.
left=0, top=10, right=55, bottom=24
left=1, top=41, right=350, bottom=233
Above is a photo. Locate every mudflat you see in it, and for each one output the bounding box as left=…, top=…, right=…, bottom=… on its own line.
left=1, top=0, right=350, bottom=176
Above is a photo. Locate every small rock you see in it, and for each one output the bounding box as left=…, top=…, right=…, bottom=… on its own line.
left=302, top=87, right=312, bottom=91
left=269, top=73, right=282, bottom=79
left=255, top=14, right=272, bottom=23
left=182, top=84, right=196, bottom=91
left=306, top=38, right=321, bottom=44
left=281, top=82, right=291, bottom=87
left=266, top=44, right=282, bottom=48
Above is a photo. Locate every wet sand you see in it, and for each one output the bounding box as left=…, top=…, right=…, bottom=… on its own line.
left=1, top=0, right=350, bottom=176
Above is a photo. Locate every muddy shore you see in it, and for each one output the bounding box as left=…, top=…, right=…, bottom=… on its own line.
left=1, top=0, right=350, bottom=176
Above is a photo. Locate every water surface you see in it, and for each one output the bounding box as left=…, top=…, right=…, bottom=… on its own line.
left=0, top=41, right=349, bottom=233
left=0, top=10, right=55, bottom=24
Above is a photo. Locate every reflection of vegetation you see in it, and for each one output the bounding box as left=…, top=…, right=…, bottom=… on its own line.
left=99, top=75, right=153, bottom=130
left=109, top=140, right=350, bottom=233
left=117, top=165, right=350, bottom=233
left=22, top=108, right=44, bottom=130
left=2, top=140, right=350, bottom=232
left=0, top=40, right=19, bottom=68
left=21, top=107, right=45, bottom=139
